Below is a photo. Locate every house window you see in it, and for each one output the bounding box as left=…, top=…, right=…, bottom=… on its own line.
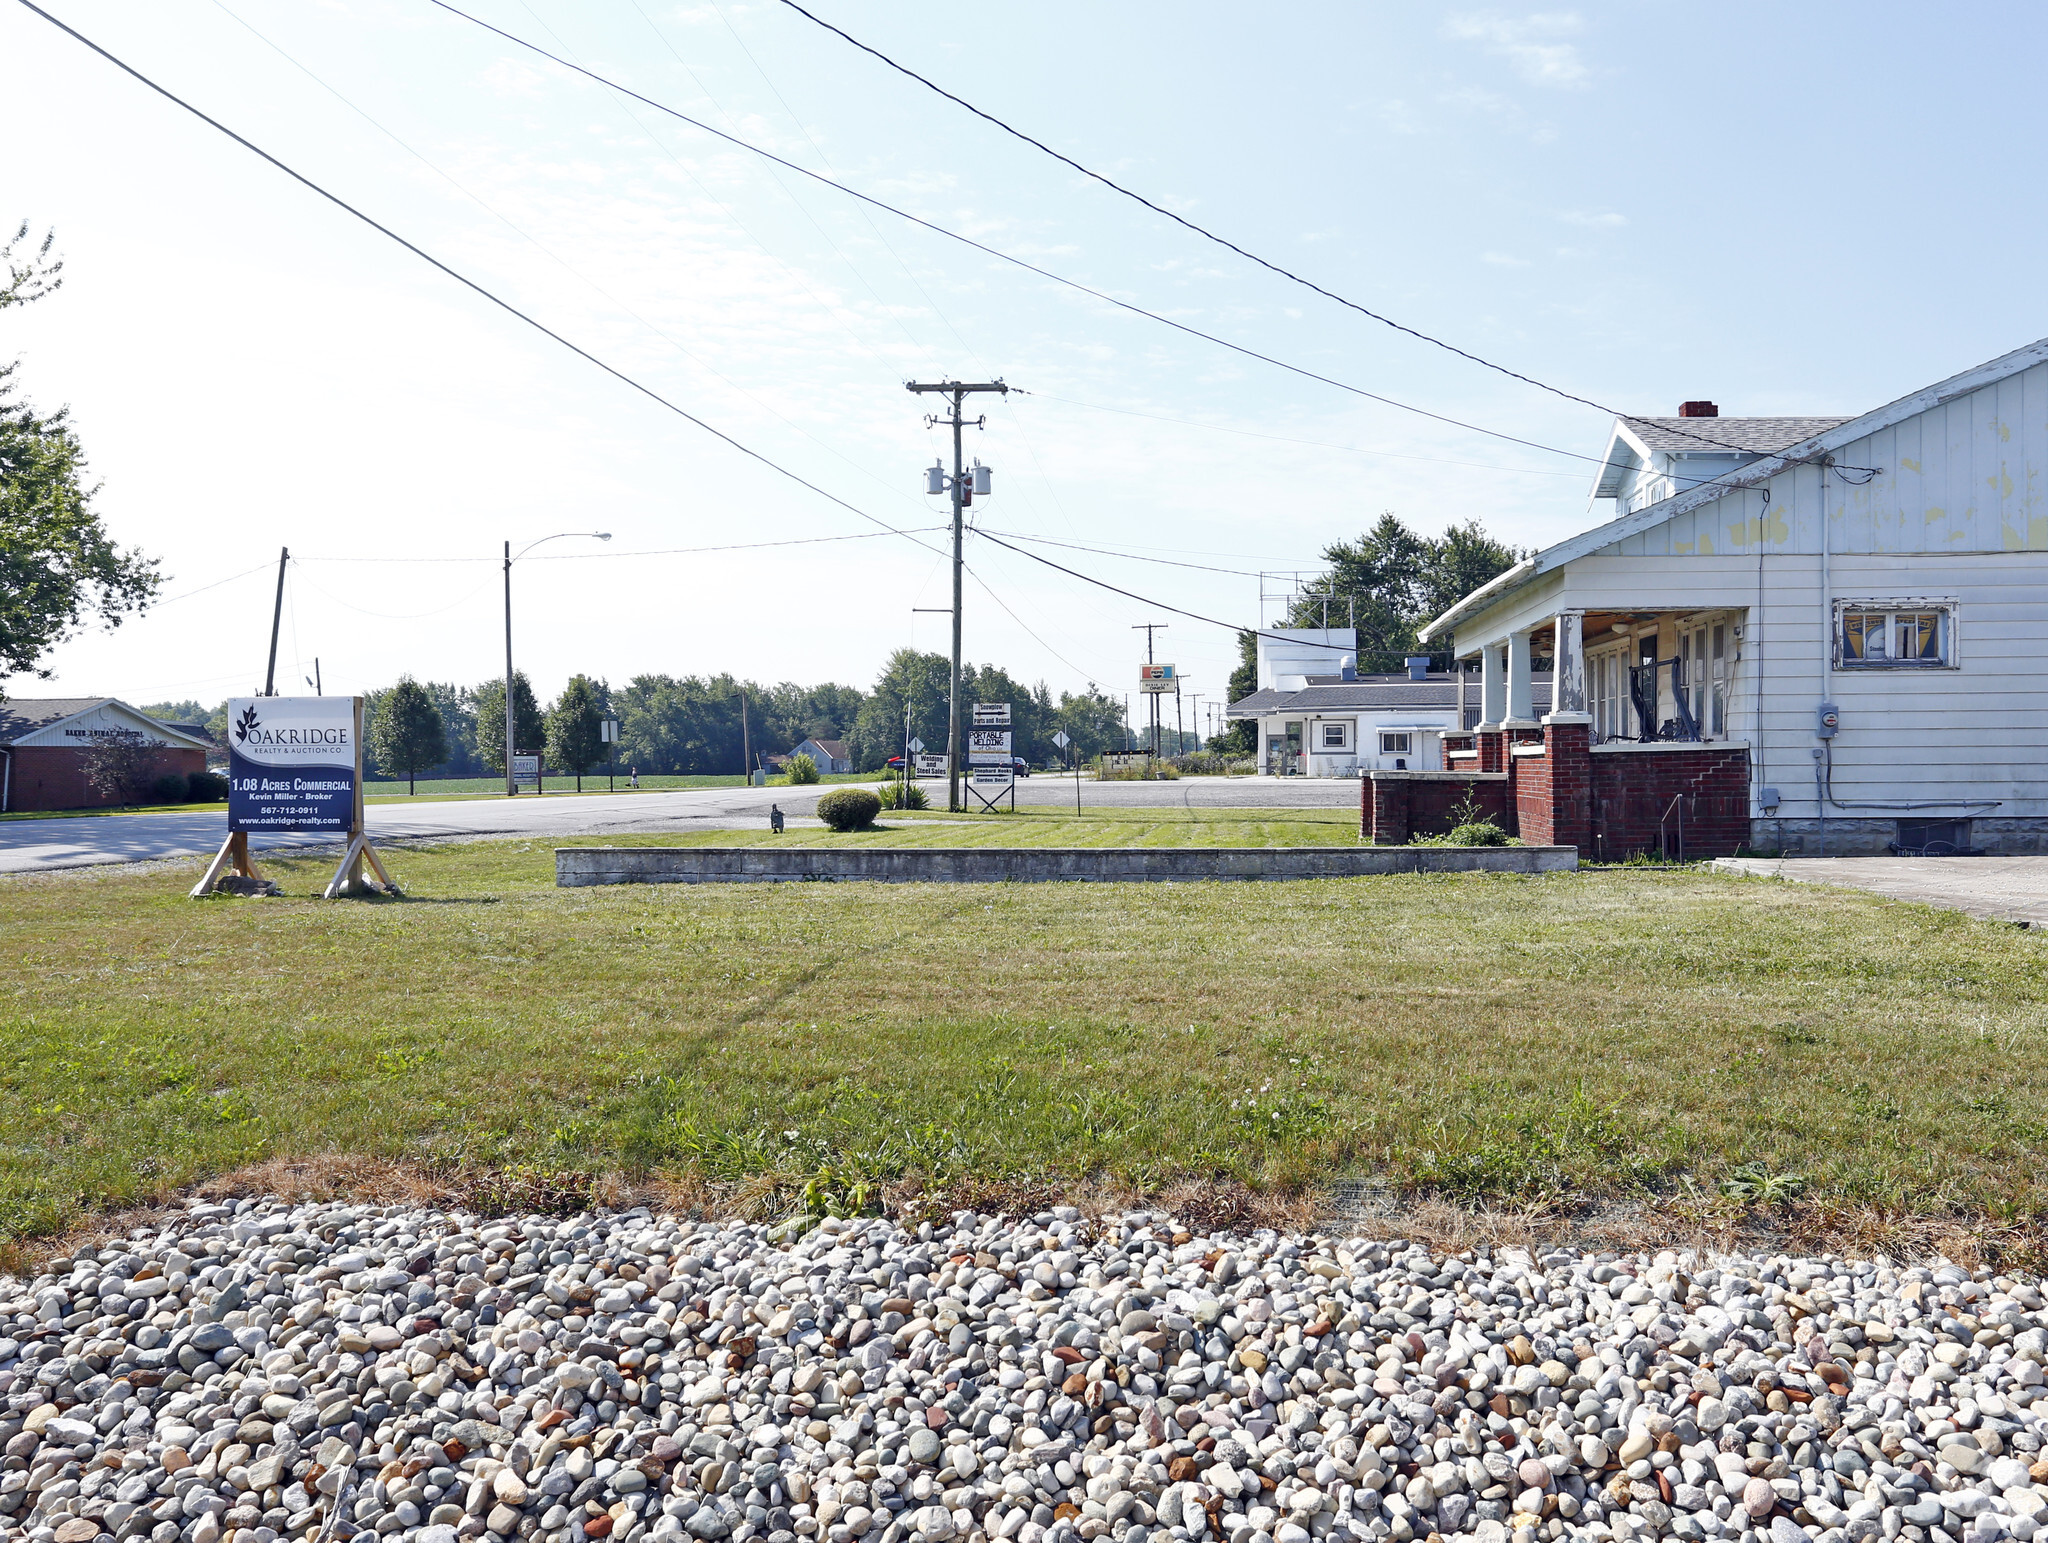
left=1318, top=722, right=1351, bottom=751
left=1379, top=732, right=1411, bottom=755
left=1838, top=605, right=1951, bottom=668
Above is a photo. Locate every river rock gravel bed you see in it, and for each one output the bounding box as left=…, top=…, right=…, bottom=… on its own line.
left=0, top=1200, right=2043, bottom=1543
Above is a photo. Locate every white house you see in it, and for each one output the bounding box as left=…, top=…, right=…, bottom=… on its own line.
left=1225, top=628, right=1551, bottom=776
left=1417, top=336, right=2048, bottom=856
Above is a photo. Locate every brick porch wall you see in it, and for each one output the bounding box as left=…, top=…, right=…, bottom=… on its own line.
left=1588, top=745, right=1750, bottom=861
left=1362, top=772, right=1510, bottom=844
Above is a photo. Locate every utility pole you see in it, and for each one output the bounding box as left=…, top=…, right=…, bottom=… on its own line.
left=740, top=688, right=751, bottom=781
left=907, top=378, right=1008, bottom=811
left=503, top=541, right=517, bottom=797
left=263, top=546, right=288, bottom=696
left=1133, top=623, right=1168, bottom=760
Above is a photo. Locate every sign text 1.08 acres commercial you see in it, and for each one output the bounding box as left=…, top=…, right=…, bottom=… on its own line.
left=226, top=697, right=359, bottom=833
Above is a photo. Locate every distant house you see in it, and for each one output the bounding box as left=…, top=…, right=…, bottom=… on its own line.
left=1224, top=628, right=1550, bottom=776
left=791, top=737, right=852, bottom=774
left=0, top=698, right=211, bottom=812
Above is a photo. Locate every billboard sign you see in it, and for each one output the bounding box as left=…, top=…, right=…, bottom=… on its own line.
left=967, top=729, right=1013, bottom=765
left=1138, top=663, right=1177, bottom=694
left=972, top=702, right=1011, bottom=726
left=512, top=755, right=540, bottom=786
left=227, top=697, right=359, bottom=833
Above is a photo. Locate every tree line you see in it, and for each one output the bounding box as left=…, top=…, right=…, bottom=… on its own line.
left=160, top=649, right=1137, bottom=786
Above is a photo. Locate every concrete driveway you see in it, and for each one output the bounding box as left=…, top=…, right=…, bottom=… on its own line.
left=1713, top=855, right=2048, bottom=925
left=0, top=774, right=1358, bottom=874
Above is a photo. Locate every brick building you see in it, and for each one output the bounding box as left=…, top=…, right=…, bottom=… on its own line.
left=0, top=699, right=211, bottom=813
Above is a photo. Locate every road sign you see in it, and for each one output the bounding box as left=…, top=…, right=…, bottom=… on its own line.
left=600, top=717, right=620, bottom=744
left=967, top=728, right=1013, bottom=765
left=973, top=702, right=1011, bottom=726
left=1052, top=730, right=1070, bottom=749
left=908, top=737, right=924, bottom=754
left=1139, top=663, right=1178, bottom=694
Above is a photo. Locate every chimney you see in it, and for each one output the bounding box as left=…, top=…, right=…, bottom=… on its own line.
left=1678, top=400, right=1720, bottom=418
left=1406, top=655, right=1430, bottom=681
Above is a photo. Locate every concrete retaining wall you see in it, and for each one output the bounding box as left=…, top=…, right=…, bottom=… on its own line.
left=557, top=844, right=1577, bottom=886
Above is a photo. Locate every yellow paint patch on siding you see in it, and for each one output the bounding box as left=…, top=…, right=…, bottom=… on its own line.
left=2031, top=515, right=2048, bottom=549
left=1899, top=457, right=1922, bottom=473
left=1924, top=505, right=1947, bottom=522
left=1990, top=470, right=2015, bottom=497
left=1673, top=540, right=1695, bottom=555
left=2001, top=422, right=2012, bottom=442
left=2004, top=524, right=2025, bottom=551
left=1728, top=510, right=1790, bottom=546
left=1696, top=532, right=1713, bottom=555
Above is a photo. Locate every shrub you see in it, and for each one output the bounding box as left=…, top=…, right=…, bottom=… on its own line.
left=784, top=753, right=820, bottom=785
left=1446, top=820, right=1510, bottom=846
left=816, top=787, right=882, bottom=832
left=151, top=772, right=189, bottom=804
left=185, top=769, right=229, bottom=802
left=875, top=778, right=929, bottom=810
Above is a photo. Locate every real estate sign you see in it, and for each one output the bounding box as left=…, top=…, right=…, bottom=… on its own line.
left=226, top=697, right=359, bottom=833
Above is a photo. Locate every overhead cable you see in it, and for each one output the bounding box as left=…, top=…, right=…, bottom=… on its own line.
left=424, top=0, right=1606, bottom=469
left=12, top=0, right=946, bottom=562
left=776, top=0, right=1869, bottom=471
left=977, top=532, right=1360, bottom=654
left=295, top=528, right=948, bottom=564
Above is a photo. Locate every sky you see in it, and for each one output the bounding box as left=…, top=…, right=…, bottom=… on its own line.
left=5, top=0, right=2048, bottom=731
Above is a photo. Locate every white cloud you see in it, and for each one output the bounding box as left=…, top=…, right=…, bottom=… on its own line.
left=1559, top=209, right=1627, bottom=227
left=1480, top=251, right=1531, bottom=267
left=1378, top=98, right=1422, bottom=136
left=1444, top=12, right=1591, bottom=88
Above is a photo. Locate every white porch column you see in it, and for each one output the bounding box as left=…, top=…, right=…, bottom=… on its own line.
left=1547, top=610, right=1590, bottom=722
left=1478, top=643, right=1506, bottom=729
left=1504, top=629, right=1536, bottom=727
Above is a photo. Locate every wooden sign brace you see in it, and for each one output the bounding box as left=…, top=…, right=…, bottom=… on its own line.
left=188, top=829, right=266, bottom=898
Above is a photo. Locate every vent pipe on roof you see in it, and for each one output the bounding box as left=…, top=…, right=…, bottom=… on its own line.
left=1679, top=400, right=1720, bottom=418
left=1339, top=654, right=1356, bottom=683
left=1406, top=655, right=1430, bottom=681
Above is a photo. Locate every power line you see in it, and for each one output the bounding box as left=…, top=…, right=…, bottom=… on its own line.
left=978, top=528, right=1270, bottom=580
left=775, top=0, right=1869, bottom=471
left=12, top=0, right=948, bottom=565
left=294, top=527, right=948, bottom=564
left=424, top=0, right=1607, bottom=470
left=977, top=531, right=1359, bottom=654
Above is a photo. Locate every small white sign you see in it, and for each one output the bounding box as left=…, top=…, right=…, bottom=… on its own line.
left=600, top=718, right=619, bottom=744
left=1052, top=730, right=1071, bottom=749
left=908, top=737, right=925, bottom=754
left=512, top=754, right=540, bottom=785
left=967, top=729, right=1013, bottom=765
left=973, top=702, right=1011, bottom=726
left=914, top=753, right=947, bottom=775
left=972, top=766, right=1014, bottom=785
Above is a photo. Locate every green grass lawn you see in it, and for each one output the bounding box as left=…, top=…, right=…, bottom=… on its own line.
left=5, top=819, right=2048, bottom=1255
left=361, top=771, right=875, bottom=799
left=671, top=806, right=1361, bottom=848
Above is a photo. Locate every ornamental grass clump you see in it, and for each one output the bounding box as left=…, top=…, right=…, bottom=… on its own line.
left=816, top=787, right=882, bottom=831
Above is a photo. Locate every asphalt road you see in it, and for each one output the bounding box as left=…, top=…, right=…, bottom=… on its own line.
left=0, top=775, right=1356, bottom=874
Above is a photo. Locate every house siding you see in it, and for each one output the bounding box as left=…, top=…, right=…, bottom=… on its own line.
left=1446, top=358, right=2048, bottom=841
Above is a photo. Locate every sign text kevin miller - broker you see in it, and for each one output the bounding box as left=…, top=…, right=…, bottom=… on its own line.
left=226, top=697, right=359, bottom=832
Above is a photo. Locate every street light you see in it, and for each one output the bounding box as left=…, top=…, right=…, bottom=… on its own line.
left=504, top=531, right=611, bottom=796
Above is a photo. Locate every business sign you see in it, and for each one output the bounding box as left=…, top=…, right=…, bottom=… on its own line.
left=512, top=755, right=540, bottom=786
left=967, top=729, right=1013, bottom=765
left=1139, top=663, right=1178, bottom=694
left=971, top=766, right=1014, bottom=785
left=1103, top=752, right=1151, bottom=771
left=914, top=753, right=948, bottom=776
left=972, top=702, right=1011, bottom=727
left=227, top=697, right=359, bottom=833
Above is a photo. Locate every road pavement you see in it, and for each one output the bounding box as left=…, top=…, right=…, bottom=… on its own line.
left=0, top=775, right=1356, bottom=874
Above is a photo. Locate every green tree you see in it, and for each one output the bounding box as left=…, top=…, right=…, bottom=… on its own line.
left=1287, top=513, right=1520, bottom=671
left=1, top=222, right=158, bottom=687
left=546, top=674, right=606, bottom=791
left=1213, top=630, right=1259, bottom=754
left=367, top=676, right=449, bottom=795
left=1050, top=682, right=1129, bottom=760
left=848, top=649, right=952, bottom=771
left=473, top=672, right=543, bottom=778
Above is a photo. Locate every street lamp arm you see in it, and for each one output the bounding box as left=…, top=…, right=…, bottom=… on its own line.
left=510, top=530, right=612, bottom=564
left=502, top=530, right=612, bottom=797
